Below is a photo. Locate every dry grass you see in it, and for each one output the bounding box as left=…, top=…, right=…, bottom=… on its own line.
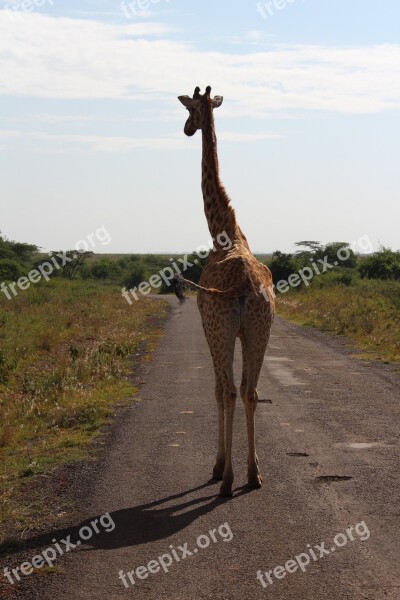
left=277, top=277, right=400, bottom=363
left=0, top=279, right=168, bottom=541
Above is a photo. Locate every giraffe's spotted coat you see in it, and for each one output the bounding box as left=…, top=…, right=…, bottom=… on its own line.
left=178, top=87, right=274, bottom=496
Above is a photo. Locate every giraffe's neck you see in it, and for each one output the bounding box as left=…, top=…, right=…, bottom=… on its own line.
left=201, top=102, right=237, bottom=243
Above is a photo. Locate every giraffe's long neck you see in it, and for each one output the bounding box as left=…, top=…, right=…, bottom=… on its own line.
left=201, top=101, right=237, bottom=243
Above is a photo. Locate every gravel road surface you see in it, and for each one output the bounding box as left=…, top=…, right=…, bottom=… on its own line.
left=14, top=296, right=400, bottom=599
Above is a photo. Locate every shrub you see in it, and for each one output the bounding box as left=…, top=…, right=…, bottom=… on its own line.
left=359, top=248, right=400, bottom=280
left=124, top=264, right=147, bottom=290
left=0, top=259, right=23, bottom=281
left=91, top=259, right=121, bottom=280
left=268, top=251, right=299, bottom=284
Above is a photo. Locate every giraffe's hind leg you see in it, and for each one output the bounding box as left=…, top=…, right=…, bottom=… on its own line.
left=211, top=346, right=237, bottom=497
left=240, top=297, right=273, bottom=488
left=212, top=373, right=225, bottom=480
left=200, top=297, right=239, bottom=497
left=240, top=339, right=263, bottom=488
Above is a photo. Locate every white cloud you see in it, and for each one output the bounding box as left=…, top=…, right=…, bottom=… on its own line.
left=68, top=8, right=158, bottom=18
left=218, top=132, right=282, bottom=142
left=0, top=12, right=399, bottom=114
left=0, top=129, right=282, bottom=152
left=69, top=10, right=130, bottom=17
left=222, top=29, right=274, bottom=46
left=0, top=111, right=179, bottom=124
left=0, top=129, right=187, bottom=151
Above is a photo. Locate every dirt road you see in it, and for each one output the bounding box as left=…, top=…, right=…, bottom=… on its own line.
left=18, top=296, right=400, bottom=599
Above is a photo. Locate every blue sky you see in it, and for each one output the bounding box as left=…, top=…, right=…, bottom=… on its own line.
left=0, top=0, right=399, bottom=253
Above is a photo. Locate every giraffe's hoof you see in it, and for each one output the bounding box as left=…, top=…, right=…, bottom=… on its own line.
left=248, top=473, right=263, bottom=489
left=212, top=466, right=224, bottom=481
left=219, top=481, right=233, bottom=497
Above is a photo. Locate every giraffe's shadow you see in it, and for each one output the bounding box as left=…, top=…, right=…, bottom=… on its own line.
left=3, top=481, right=253, bottom=557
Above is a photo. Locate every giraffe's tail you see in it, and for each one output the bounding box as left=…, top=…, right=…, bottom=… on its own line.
left=171, top=274, right=250, bottom=304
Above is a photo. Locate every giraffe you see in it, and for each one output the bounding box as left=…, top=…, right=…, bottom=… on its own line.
left=176, top=86, right=275, bottom=497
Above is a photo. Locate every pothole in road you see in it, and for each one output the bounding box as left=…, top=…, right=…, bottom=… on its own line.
left=286, top=452, right=309, bottom=457
left=316, top=475, right=353, bottom=482
left=348, top=442, right=377, bottom=449
left=335, top=441, right=393, bottom=449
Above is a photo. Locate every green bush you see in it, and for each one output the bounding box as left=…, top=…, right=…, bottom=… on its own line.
left=0, top=258, right=24, bottom=281
left=91, top=259, right=121, bottom=280
left=124, top=264, right=147, bottom=290
left=359, top=248, right=400, bottom=280
left=268, top=251, right=300, bottom=284
left=310, top=269, right=357, bottom=289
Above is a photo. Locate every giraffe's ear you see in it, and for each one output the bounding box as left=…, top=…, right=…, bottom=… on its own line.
left=178, top=95, right=192, bottom=108
left=212, top=96, right=223, bottom=109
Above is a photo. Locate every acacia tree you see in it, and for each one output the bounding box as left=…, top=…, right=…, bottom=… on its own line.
left=34, top=251, right=93, bottom=279
left=295, top=241, right=356, bottom=268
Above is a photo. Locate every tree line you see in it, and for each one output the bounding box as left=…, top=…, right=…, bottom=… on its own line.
left=1, top=233, right=399, bottom=290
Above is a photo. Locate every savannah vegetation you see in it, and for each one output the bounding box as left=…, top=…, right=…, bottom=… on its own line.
left=1, top=233, right=399, bottom=545
left=269, top=242, right=400, bottom=363
left=0, top=234, right=169, bottom=545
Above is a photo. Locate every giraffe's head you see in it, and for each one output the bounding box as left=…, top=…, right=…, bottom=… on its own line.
left=178, top=86, right=223, bottom=136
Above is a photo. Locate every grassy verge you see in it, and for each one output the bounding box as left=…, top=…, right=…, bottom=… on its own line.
left=0, top=280, right=169, bottom=543
left=276, top=276, right=400, bottom=363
